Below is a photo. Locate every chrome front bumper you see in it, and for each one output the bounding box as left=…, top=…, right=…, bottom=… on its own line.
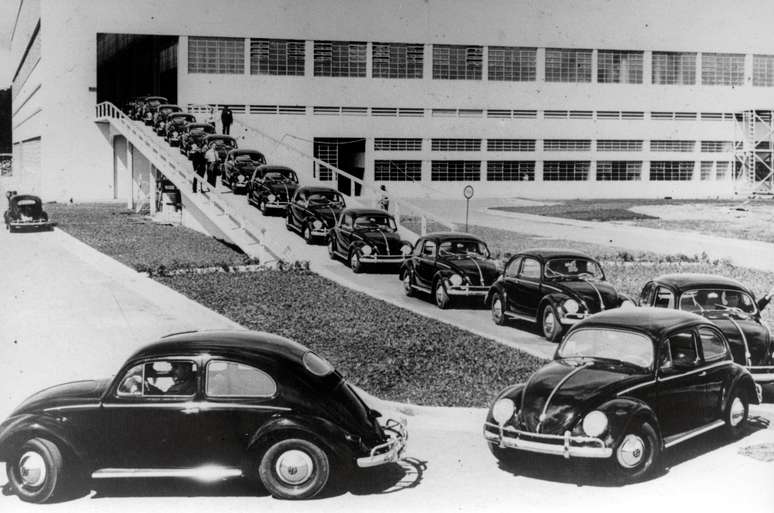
left=360, top=254, right=405, bottom=264
left=559, top=312, right=591, bottom=326
left=10, top=220, right=51, bottom=228
left=749, top=366, right=774, bottom=384
left=356, top=419, right=408, bottom=468
left=447, top=285, right=489, bottom=297
left=265, top=201, right=289, bottom=210
left=483, top=421, right=612, bottom=459
left=311, top=227, right=329, bottom=237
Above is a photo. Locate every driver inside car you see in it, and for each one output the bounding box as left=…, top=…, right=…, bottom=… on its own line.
left=166, top=362, right=196, bottom=395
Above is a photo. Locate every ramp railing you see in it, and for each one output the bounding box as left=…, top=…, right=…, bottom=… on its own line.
left=95, top=101, right=282, bottom=264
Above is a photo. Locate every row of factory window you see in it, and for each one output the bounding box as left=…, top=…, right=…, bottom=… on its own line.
left=371, top=138, right=734, bottom=153
left=364, top=160, right=731, bottom=182
left=187, top=36, right=774, bottom=86
left=203, top=103, right=741, bottom=122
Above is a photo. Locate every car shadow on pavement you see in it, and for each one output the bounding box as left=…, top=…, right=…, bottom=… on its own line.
left=495, top=415, right=769, bottom=487
left=342, top=457, right=426, bottom=496
left=89, top=478, right=263, bottom=499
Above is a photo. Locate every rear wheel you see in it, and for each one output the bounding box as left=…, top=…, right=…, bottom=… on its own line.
left=7, top=438, right=65, bottom=503
left=490, top=292, right=506, bottom=325
left=258, top=438, right=330, bottom=500
left=541, top=304, right=563, bottom=343
left=609, top=422, right=659, bottom=483
left=724, top=389, right=749, bottom=439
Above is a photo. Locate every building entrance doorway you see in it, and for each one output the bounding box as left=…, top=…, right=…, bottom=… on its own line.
left=313, top=138, right=365, bottom=197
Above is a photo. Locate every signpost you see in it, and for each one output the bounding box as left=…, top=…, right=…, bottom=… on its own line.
left=463, top=185, right=474, bottom=232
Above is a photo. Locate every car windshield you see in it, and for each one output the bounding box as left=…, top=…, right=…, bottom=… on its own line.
left=211, top=139, right=236, bottom=148
left=558, top=328, right=654, bottom=369
left=263, top=169, right=297, bottom=182
left=236, top=154, right=263, bottom=164
left=438, top=240, right=489, bottom=258
left=679, top=288, right=757, bottom=315
left=354, top=214, right=396, bottom=231
left=544, top=258, right=604, bottom=280
left=308, top=191, right=344, bottom=205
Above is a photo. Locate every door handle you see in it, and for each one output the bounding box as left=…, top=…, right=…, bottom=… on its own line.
left=181, top=406, right=200, bottom=414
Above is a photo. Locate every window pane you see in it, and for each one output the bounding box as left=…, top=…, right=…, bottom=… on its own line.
left=372, top=42, right=423, bottom=79
left=374, top=138, right=422, bottom=151
left=596, top=161, right=642, bottom=181
left=250, top=39, right=304, bottom=76
left=543, top=161, right=590, bottom=181
left=652, top=52, right=696, bottom=85
left=488, top=46, right=536, bottom=81
left=649, top=161, right=695, bottom=181
left=520, top=259, right=541, bottom=279
left=486, top=161, right=535, bottom=181
left=753, top=54, right=774, bottom=87
left=702, top=53, right=745, bottom=86
left=374, top=160, right=422, bottom=181
left=431, top=139, right=481, bottom=151
left=597, top=50, right=643, bottom=83
left=699, top=329, right=727, bottom=361
left=545, top=48, right=592, bottom=83
left=206, top=360, right=277, bottom=397
left=189, top=36, right=244, bottom=74
left=430, top=161, right=481, bottom=181
left=314, top=41, right=366, bottom=77
left=433, top=45, right=482, bottom=80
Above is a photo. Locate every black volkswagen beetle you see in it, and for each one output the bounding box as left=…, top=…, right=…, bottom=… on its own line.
left=153, top=104, right=182, bottom=135
left=247, top=165, right=299, bottom=215
left=487, top=249, right=634, bottom=342
left=484, top=308, right=759, bottom=483
left=400, top=232, right=500, bottom=309
left=0, top=330, right=407, bottom=503
left=4, top=193, right=52, bottom=232
left=639, top=274, right=774, bottom=386
left=164, top=113, right=197, bottom=146
left=328, top=208, right=412, bottom=273
left=181, top=122, right=216, bottom=157
left=286, top=186, right=346, bottom=244
left=222, top=149, right=267, bottom=194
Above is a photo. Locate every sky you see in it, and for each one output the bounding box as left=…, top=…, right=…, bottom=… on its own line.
left=0, top=0, right=19, bottom=88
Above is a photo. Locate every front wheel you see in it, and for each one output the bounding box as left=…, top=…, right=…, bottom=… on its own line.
left=724, top=388, right=749, bottom=439
left=609, top=422, right=660, bottom=483
left=435, top=280, right=451, bottom=309
left=541, top=304, right=563, bottom=343
left=328, top=237, right=337, bottom=260
left=7, top=438, right=65, bottom=503
left=402, top=270, right=414, bottom=297
left=490, top=292, right=506, bottom=325
left=259, top=199, right=268, bottom=216
left=258, top=438, right=330, bottom=500
left=350, top=250, right=364, bottom=273
left=303, top=225, right=313, bottom=244
left=488, top=442, right=519, bottom=467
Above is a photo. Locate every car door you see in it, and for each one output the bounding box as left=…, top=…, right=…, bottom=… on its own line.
left=197, top=358, right=284, bottom=467
left=292, top=191, right=308, bottom=228
left=514, top=257, right=542, bottom=319
left=335, top=212, right=354, bottom=254
left=656, top=330, right=707, bottom=436
left=696, top=326, right=733, bottom=424
left=101, top=357, right=205, bottom=469
left=416, top=239, right=437, bottom=289
left=249, top=169, right=262, bottom=202
left=501, top=256, right=522, bottom=314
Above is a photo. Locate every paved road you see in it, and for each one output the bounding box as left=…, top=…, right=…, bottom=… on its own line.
left=1, top=228, right=774, bottom=513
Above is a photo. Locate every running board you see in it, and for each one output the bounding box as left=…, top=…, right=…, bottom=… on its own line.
left=504, top=311, right=537, bottom=323
left=92, top=466, right=243, bottom=481
left=663, top=420, right=725, bottom=449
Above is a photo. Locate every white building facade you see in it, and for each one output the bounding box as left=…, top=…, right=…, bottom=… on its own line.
left=9, top=0, right=774, bottom=201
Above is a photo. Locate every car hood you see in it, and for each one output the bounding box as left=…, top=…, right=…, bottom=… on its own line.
left=264, top=182, right=298, bottom=199
left=11, top=379, right=109, bottom=415
left=699, top=314, right=771, bottom=365
left=355, top=229, right=403, bottom=255
left=514, top=360, right=650, bottom=435
left=548, top=280, right=619, bottom=312
left=441, top=257, right=500, bottom=286
left=307, top=204, right=344, bottom=227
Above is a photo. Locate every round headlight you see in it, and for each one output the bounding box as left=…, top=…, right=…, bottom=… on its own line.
left=400, top=243, right=412, bottom=256
left=267, top=194, right=276, bottom=202
left=563, top=299, right=580, bottom=314
left=237, top=175, right=246, bottom=182
left=492, top=398, right=515, bottom=426
left=449, top=274, right=464, bottom=287
left=361, top=245, right=373, bottom=256
left=582, top=410, right=608, bottom=437
left=312, top=219, right=323, bottom=229
left=619, top=299, right=636, bottom=310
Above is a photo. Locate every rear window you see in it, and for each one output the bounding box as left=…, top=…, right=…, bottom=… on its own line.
left=303, top=352, right=334, bottom=377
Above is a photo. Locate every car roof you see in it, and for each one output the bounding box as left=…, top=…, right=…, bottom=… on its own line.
left=515, top=248, right=595, bottom=260
left=205, top=134, right=236, bottom=141
left=158, top=104, right=180, bottom=110
left=188, top=123, right=211, bottom=128
left=168, top=112, right=194, bottom=119
left=231, top=149, right=264, bottom=155
left=257, top=165, right=293, bottom=171
left=10, top=194, right=42, bottom=203
left=146, top=96, right=167, bottom=101
left=129, top=330, right=311, bottom=364
left=420, top=232, right=485, bottom=243
left=298, top=186, right=339, bottom=194
left=571, top=307, right=710, bottom=340
left=650, top=273, right=749, bottom=293
left=343, top=208, right=392, bottom=216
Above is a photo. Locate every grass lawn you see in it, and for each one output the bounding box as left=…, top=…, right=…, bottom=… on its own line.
left=157, top=271, right=545, bottom=407
left=48, top=203, right=254, bottom=273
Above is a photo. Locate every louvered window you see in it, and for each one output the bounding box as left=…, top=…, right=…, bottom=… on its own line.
left=372, top=43, right=423, bottom=78
left=250, top=39, right=305, bottom=76
left=432, top=45, right=483, bottom=80
left=314, top=41, right=366, bottom=77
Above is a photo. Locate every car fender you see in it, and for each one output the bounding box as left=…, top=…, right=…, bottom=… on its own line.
left=247, top=413, right=355, bottom=463
left=399, top=260, right=413, bottom=280
left=594, top=398, right=661, bottom=448
left=0, top=414, right=91, bottom=465
left=485, top=383, right=526, bottom=424
left=485, top=281, right=506, bottom=307
left=538, top=293, right=571, bottom=317
left=726, top=367, right=760, bottom=406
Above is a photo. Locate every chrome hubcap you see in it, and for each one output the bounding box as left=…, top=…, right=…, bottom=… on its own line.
left=492, top=298, right=503, bottom=322
left=543, top=309, right=556, bottom=336
left=275, top=449, right=314, bottom=485
left=18, top=451, right=46, bottom=488
left=617, top=434, right=646, bottom=469
left=729, top=397, right=745, bottom=427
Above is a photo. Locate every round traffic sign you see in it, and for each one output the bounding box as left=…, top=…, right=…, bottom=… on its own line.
left=463, top=185, right=474, bottom=199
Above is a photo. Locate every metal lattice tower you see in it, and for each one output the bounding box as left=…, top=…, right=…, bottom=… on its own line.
left=734, top=109, right=774, bottom=197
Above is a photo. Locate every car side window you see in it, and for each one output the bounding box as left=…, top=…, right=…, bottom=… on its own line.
left=422, top=240, right=436, bottom=258
left=698, top=328, right=728, bottom=362
left=640, top=282, right=655, bottom=305
left=412, top=239, right=424, bottom=257
left=653, top=287, right=675, bottom=309
left=117, top=360, right=197, bottom=397
left=205, top=360, right=277, bottom=398
left=519, top=258, right=541, bottom=280
left=504, top=257, right=522, bottom=278
left=662, top=332, right=699, bottom=370
left=342, top=213, right=353, bottom=229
